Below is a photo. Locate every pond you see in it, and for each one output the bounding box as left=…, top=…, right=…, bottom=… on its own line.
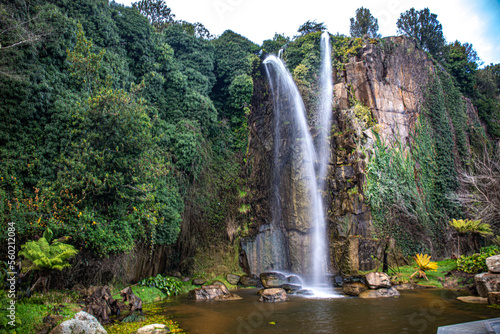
left=162, top=288, right=499, bottom=334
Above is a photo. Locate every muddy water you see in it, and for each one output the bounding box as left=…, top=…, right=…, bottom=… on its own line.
left=162, top=289, right=499, bottom=334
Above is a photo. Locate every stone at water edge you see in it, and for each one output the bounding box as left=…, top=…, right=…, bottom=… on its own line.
left=286, top=274, right=303, bottom=285
left=281, top=283, right=302, bottom=294
left=226, top=274, right=241, bottom=285
left=211, top=281, right=230, bottom=294
left=188, top=282, right=241, bottom=301
left=342, top=282, right=368, bottom=296
left=136, top=323, right=170, bottom=334
left=192, top=278, right=206, bottom=285
left=475, top=273, right=500, bottom=298
left=239, top=275, right=260, bottom=287
left=365, top=272, right=391, bottom=289
left=358, top=287, right=400, bottom=298
left=259, top=288, right=288, bottom=302
left=260, top=272, right=287, bottom=288
left=49, top=311, right=107, bottom=334
left=487, top=255, right=500, bottom=274
left=457, top=296, right=488, bottom=304
left=488, top=292, right=500, bottom=305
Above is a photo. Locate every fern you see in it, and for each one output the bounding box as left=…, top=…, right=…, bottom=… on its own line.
left=19, top=227, right=78, bottom=273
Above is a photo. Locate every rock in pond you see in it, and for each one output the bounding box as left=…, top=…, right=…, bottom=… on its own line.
left=281, top=283, right=302, bottom=294
left=457, top=296, right=488, bottom=304
left=260, top=272, right=287, bottom=288
left=188, top=283, right=240, bottom=301
left=226, top=274, right=241, bottom=285
left=358, top=287, right=400, bottom=298
left=475, top=273, right=500, bottom=298
left=286, top=274, right=303, bottom=285
left=296, top=289, right=314, bottom=296
left=50, top=311, right=107, bottom=334
left=136, top=324, right=170, bottom=334
left=342, top=282, right=368, bottom=296
left=192, top=278, right=206, bottom=286
left=259, top=288, right=288, bottom=302
left=488, top=292, right=500, bottom=305
left=487, top=255, right=500, bottom=274
left=365, top=272, right=391, bottom=289
left=239, top=275, right=260, bottom=287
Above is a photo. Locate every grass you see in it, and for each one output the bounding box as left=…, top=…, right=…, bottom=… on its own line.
left=388, top=259, right=458, bottom=288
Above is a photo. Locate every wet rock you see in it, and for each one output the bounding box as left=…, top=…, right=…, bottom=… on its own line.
left=136, top=324, right=170, bottom=334
left=365, top=272, right=391, bottom=289
left=49, top=311, right=107, bottom=334
left=260, top=272, right=287, bottom=288
left=457, top=296, right=488, bottom=304
left=259, top=288, right=288, bottom=302
left=239, top=275, right=259, bottom=287
left=488, top=292, right=500, bottom=305
left=334, top=276, right=344, bottom=287
left=394, top=283, right=414, bottom=290
left=487, top=255, right=500, bottom=273
left=192, top=279, right=206, bottom=286
left=286, top=274, right=303, bottom=285
left=475, top=273, right=500, bottom=298
left=214, top=293, right=243, bottom=301
left=188, top=283, right=238, bottom=301
left=358, top=287, right=400, bottom=298
left=182, top=277, right=191, bottom=283
left=281, top=283, right=302, bottom=294
left=342, top=282, right=368, bottom=296
left=296, top=289, right=314, bottom=296
left=226, top=274, right=241, bottom=285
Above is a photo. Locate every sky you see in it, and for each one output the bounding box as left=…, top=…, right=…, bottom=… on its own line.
left=115, top=0, right=500, bottom=66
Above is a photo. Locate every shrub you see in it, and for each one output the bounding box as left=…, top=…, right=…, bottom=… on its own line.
left=138, top=275, right=182, bottom=297
left=457, top=245, right=500, bottom=273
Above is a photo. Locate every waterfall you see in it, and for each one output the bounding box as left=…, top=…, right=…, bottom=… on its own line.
left=311, top=32, right=333, bottom=285
left=264, top=55, right=326, bottom=285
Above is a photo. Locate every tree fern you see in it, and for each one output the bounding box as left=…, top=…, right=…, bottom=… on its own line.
left=19, top=227, right=78, bottom=273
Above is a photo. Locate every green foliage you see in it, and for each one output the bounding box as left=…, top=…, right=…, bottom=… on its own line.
left=457, top=246, right=500, bottom=273
left=19, top=227, right=78, bottom=273
left=297, top=20, right=327, bottom=36
left=442, top=41, right=479, bottom=97
left=449, top=219, right=493, bottom=236
left=396, top=8, right=445, bottom=58
left=331, top=35, right=364, bottom=70
left=138, top=274, right=182, bottom=296
left=132, top=0, right=175, bottom=32
left=262, top=33, right=290, bottom=54
left=350, top=7, right=380, bottom=38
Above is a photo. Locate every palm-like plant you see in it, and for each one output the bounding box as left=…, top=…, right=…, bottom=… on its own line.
left=410, top=253, right=438, bottom=280
left=449, top=219, right=493, bottom=255
left=19, top=227, right=78, bottom=292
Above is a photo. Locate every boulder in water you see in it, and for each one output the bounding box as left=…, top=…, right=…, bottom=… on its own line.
left=260, top=272, right=287, bottom=288
left=259, top=288, right=288, bottom=302
left=226, top=274, right=241, bottom=285
left=281, top=283, right=302, bottom=294
left=49, top=311, right=107, bottom=334
left=358, top=287, right=400, bottom=298
left=239, top=275, right=260, bottom=287
left=365, top=272, right=391, bottom=289
left=342, top=282, right=368, bottom=296
left=475, top=273, right=500, bottom=298
left=286, top=274, right=303, bottom=285
left=487, top=255, right=500, bottom=273
left=296, top=289, right=314, bottom=296
left=188, top=283, right=240, bottom=301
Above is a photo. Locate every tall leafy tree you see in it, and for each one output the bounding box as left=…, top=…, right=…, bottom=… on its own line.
left=350, top=7, right=380, bottom=38
left=297, top=20, right=327, bottom=36
left=132, top=0, right=175, bottom=32
left=442, top=41, right=479, bottom=97
left=396, top=8, right=445, bottom=58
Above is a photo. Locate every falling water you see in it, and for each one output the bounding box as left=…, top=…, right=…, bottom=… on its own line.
left=264, top=55, right=326, bottom=286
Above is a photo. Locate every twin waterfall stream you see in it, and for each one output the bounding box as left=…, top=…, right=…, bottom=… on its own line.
left=263, top=32, right=334, bottom=293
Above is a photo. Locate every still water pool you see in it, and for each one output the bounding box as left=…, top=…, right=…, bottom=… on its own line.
left=162, top=288, right=499, bottom=334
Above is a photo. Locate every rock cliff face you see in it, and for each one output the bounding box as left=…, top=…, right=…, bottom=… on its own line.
left=240, top=36, right=478, bottom=276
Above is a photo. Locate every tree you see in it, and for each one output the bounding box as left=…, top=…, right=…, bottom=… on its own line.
left=297, top=20, right=327, bottom=36
left=442, top=41, right=479, bottom=97
left=19, top=227, right=78, bottom=292
left=350, top=7, right=380, bottom=38
left=132, top=0, right=175, bottom=32
left=396, top=8, right=445, bottom=58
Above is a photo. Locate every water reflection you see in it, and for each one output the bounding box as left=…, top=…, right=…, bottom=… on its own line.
left=164, top=289, right=499, bottom=334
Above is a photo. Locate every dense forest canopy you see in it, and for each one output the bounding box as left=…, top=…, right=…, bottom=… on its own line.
left=1, top=0, right=499, bottom=269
